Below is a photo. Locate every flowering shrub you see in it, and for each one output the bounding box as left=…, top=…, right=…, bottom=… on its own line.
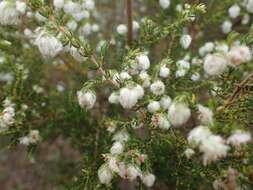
left=0, top=0, right=253, bottom=189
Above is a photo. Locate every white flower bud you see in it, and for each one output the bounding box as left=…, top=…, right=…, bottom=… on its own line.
left=16, top=1, right=27, bottom=14
left=246, top=0, right=253, bottom=13
left=227, top=45, right=252, bottom=66
left=77, top=89, right=96, bottom=109
left=0, top=1, right=19, bottom=25
left=203, top=53, right=228, bottom=76
left=184, top=148, right=195, bottom=158
left=119, top=87, right=139, bottom=109
left=228, top=4, right=240, bottom=19
left=83, top=0, right=95, bottom=10
left=168, top=102, right=191, bottom=127
left=150, top=80, right=165, bottom=95
left=53, top=0, right=65, bottom=9
left=117, top=24, right=127, bottom=35
left=136, top=54, right=150, bottom=71
left=157, top=114, right=171, bottom=130
left=147, top=101, right=160, bottom=113
left=191, top=73, right=200, bottom=82
left=19, top=136, right=30, bottom=146
left=142, top=173, right=156, bottom=187
left=110, top=141, right=124, bottom=155
left=28, top=130, right=40, bottom=144
left=35, top=30, right=63, bottom=58
left=160, top=96, right=172, bottom=110
left=139, top=71, right=151, bottom=87
left=227, top=130, right=252, bottom=147
left=187, top=126, right=211, bottom=147
left=221, top=20, right=232, bottom=34
left=108, top=92, right=120, bottom=104
left=159, top=66, right=170, bottom=78
left=197, top=105, right=213, bottom=125
left=180, top=34, right=192, bottom=49
left=159, top=0, right=170, bottom=9
left=98, top=165, right=113, bottom=185
left=175, top=69, right=186, bottom=78
left=126, top=165, right=141, bottom=181
left=133, top=21, right=140, bottom=32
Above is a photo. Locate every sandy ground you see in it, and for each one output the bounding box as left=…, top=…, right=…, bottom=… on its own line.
left=0, top=137, right=81, bottom=190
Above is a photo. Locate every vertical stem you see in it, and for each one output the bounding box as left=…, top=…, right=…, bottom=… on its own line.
left=126, top=0, right=133, bottom=46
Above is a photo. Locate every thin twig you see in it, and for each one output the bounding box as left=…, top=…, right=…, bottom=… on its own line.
left=126, top=0, right=133, bottom=46
left=221, top=73, right=253, bottom=109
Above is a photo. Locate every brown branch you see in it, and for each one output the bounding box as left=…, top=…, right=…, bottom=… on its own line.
left=220, top=72, right=253, bottom=110
left=126, top=0, right=133, bottom=46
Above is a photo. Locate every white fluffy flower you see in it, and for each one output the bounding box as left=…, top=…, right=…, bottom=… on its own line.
left=35, top=30, right=63, bottom=58
left=53, top=0, right=65, bottom=9
left=199, top=42, right=214, bottom=56
left=98, top=165, right=113, bottom=185
left=91, top=24, right=100, bottom=32
left=200, top=135, right=229, bottom=165
left=133, top=21, right=140, bottom=32
left=113, top=130, right=129, bottom=142
left=191, top=73, right=200, bottom=81
left=141, top=173, right=156, bottom=187
left=215, top=43, right=229, bottom=53
left=160, top=96, right=172, bottom=110
left=187, top=126, right=212, bottom=147
left=136, top=54, right=150, bottom=71
left=184, top=148, right=195, bottom=158
left=80, top=23, right=91, bottom=36
left=150, top=80, right=165, bottom=95
left=180, top=34, right=192, bottom=49
left=221, top=20, right=232, bottom=34
left=139, top=71, right=151, bottom=87
left=159, top=65, right=170, bottom=78
left=2, top=106, right=15, bottom=125
left=110, top=142, right=124, bottom=155
left=108, top=157, right=120, bottom=173
left=119, top=86, right=140, bottom=109
left=120, top=72, right=132, bottom=81
left=242, top=14, right=250, bottom=25
left=83, top=0, right=95, bottom=10
left=227, top=130, right=252, bottom=147
left=108, top=92, right=120, bottom=104
left=0, top=1, right=19, bottom=25
left=197, top=105, right=213, bottom=125
left=159, top=0, right=170, bottom=9
left=16, top=1, right=27, bottom=14
left=64, top=1, right=79, bottom=15
left=19, top=136, right=30, bottom=146
left=228, top=4, right=241, bottom=18
left=125, top=165, right=141, bottom=181
left=134, top=85, right=145, bottom=99
left=246, top=0, right=253, bottom=13
left=227, top=45, right=252, bottom=66
left=28, top=130, right=40, bottom=144
left=117, top=24, right=127, bottom=35
left=176, top=60, right=190, bottom=70
left=168, top=102, right=191, bottom=127
left=203, top=53, right=228, bottom=76
left=175, top=69, right=186, bottom=78
left=77, top=89, right=96, bottom=109
left=147, top=101, right=161, bottom=113
left=157, top=114, right=171, bottom=130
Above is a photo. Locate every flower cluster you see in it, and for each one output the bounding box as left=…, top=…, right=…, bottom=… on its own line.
left=221, top=1, right=253, bottom=34
left=0, top=98, right=15, bottom=132
left=19, top=130, right=40, bottom=146
left=0, top=0, right=26, bottom=25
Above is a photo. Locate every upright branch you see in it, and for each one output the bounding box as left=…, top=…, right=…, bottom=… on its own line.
left=126, top=0, right=133, bottom=46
